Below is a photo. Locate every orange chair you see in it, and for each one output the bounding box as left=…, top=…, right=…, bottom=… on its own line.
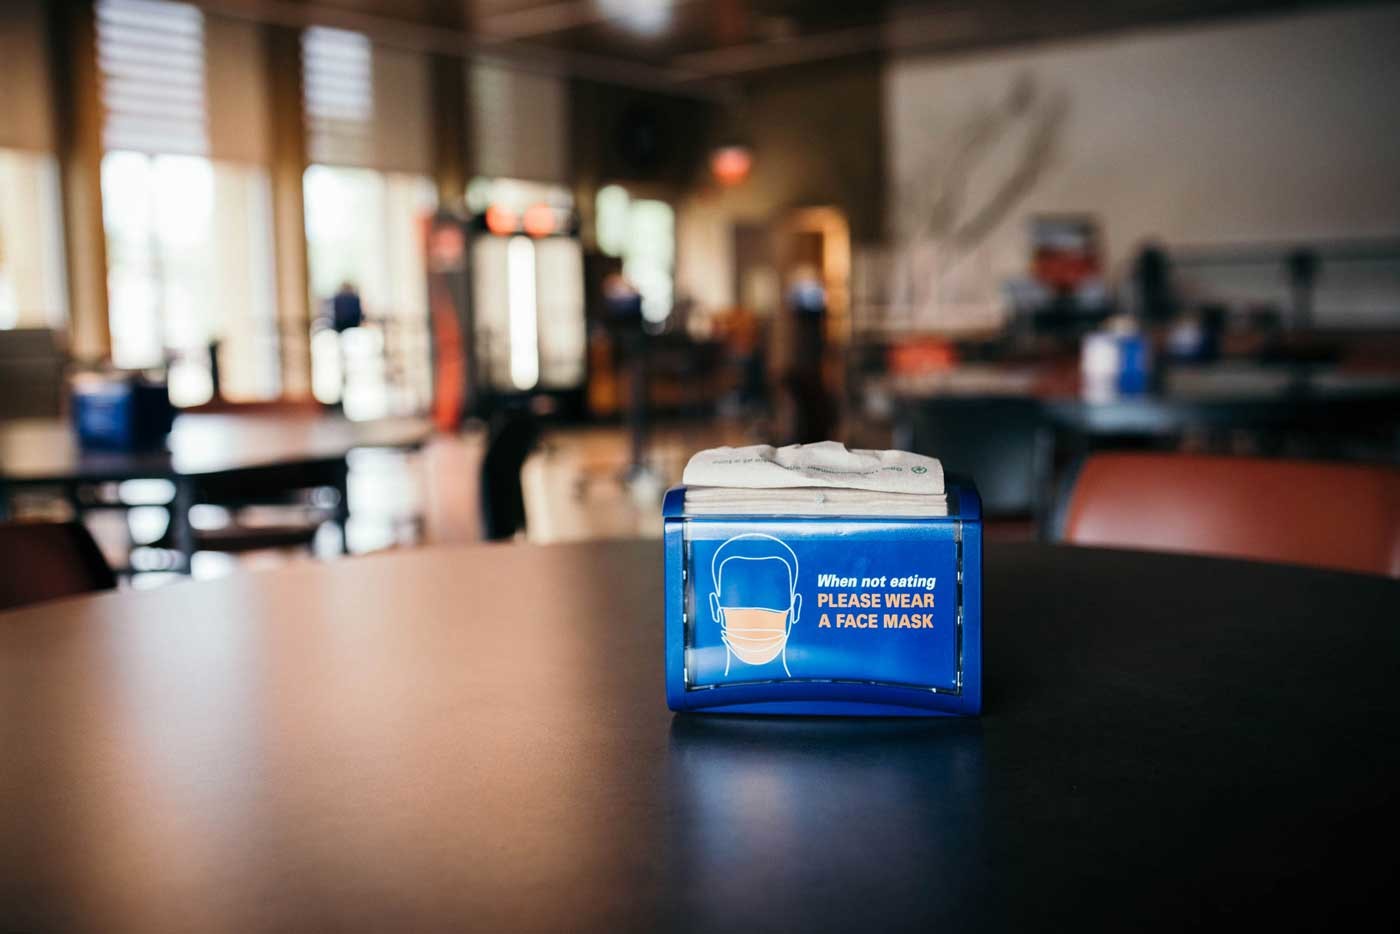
left=1061, top=454, right=1400, bottom=577
left=0, top=521, right=117, bottom=611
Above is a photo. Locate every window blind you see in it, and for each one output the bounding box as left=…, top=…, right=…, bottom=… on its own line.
left=303, top=28, right=431, bottom=173
left=302, top=26, right=374, bottom=168
left=469, top=61, right=569, bottom=183
left=96, top=0, right=208, bottom=156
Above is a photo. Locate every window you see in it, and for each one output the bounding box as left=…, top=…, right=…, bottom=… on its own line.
left=301, top=26, right=435, bottom=419
left=302, top=26, right=374, bottom=168
left=595, top=185, right=675, bottom=324
left=0, top=150, right=67, bottom=331
left=100, top=153, right=277, bottom=404
left=96, top=0, right=278, bottom=405
left=303, top=165, right=435, bottom=418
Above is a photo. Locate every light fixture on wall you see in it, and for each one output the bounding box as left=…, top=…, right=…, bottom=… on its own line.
left=709, top=143, right=753, bottom=187
left=710, top=85, right=753, bottom=187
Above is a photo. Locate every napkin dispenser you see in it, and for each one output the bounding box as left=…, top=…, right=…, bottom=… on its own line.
left=664, top=482, right=982, bottom=717
left=71, top=373, right=174, bottom=451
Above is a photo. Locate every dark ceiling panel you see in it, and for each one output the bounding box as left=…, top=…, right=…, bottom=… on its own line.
left=252, top=0, right=1387, bottom=82
left=513, top=0, right=898, bottom=66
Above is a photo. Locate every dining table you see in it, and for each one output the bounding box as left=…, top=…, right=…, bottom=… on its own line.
left=2, top=540, right=1397, bottom=931
left=0, top=413, right=432, bottom=489
left=887, top=362, right=1400, bottom=439
left=0, top=413, right=431, bottom=567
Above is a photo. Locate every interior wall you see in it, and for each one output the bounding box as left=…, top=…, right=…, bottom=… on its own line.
left=886, top=4, right=1400, bottom=329
left=734, top=56, right=886, bottom=245
left=677, top=56, right=886, bottom=314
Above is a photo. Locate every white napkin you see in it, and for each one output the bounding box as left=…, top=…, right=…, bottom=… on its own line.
left=683, top=442, right=944, bottom=494
left=682, top=442, right=947, bottom=517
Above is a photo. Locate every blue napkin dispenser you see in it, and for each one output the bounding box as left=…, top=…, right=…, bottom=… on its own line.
left=664, top=483, right=982, bottom=717
left=71, top=375, right=174, bottom=451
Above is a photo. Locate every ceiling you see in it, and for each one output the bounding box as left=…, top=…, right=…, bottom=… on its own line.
left=201, top=0, right=1381, bottom=91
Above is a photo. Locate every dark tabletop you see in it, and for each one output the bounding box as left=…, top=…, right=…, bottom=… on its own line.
left=891, top=365, right=1400, bottom=437
left=0, top=414, right=431, bottom=484
left=2, top=541, right=1397, bottom=932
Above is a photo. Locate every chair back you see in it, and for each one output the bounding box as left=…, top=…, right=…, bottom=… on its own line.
left=480, top=411, right=539, bottom=541
left=1062, top=453, right=1400, bottom=577
left=897, top=397, right=1049, bottom=518
left=0, top=521, right=116, bottom=611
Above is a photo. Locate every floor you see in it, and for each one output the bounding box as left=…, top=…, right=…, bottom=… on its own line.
left=519, top=420, right=757, bottom=543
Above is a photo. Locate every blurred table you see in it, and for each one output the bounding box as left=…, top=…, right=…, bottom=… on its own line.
left=888, top=365, right=1400, bottom=523
left=2, top=541, right=1396, bottom=931
left=887, top=363, right=1400, bottom=436
left=0, top=413, right=430, bottom=485
left=1043, top=365, right=1400, bottom=437
left=0, top=413, right=432, bottom=564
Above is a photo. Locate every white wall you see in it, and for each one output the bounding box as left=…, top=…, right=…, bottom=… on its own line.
left=886, top=4, right=1400, bottom=328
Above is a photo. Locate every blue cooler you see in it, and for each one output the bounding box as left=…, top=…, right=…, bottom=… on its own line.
left=664, top=482, right=982, bottom=717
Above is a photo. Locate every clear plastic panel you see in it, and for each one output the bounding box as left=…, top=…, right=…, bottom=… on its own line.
left=683, top=519, right=962, bottom=694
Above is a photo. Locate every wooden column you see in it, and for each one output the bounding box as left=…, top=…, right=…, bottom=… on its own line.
left=264, top=24, right=312, bottom=399
left=47, top=0, right=110, bottom=363
left=429, top=53, right=468, bottom=213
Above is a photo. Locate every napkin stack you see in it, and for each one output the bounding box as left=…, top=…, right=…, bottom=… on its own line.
left=682, top=442, right=947, bottom=517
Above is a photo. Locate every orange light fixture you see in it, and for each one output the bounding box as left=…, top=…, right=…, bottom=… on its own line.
left=710, top=144, right=753, bottom=187
left=485, top=205, right=518, bottom=235
left=522, top=203, right=556, bottom=238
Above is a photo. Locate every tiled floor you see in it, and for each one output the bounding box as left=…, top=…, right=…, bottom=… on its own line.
left=520, top=420, right=757, bottom=543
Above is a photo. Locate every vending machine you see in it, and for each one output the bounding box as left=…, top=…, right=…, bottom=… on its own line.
left=465, top=194, right=588, bottom=419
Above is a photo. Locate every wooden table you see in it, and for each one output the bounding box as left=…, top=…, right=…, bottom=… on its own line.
left=0, top=414, right=431, bottom=566
left=2, top=541, right=1397, bottom=931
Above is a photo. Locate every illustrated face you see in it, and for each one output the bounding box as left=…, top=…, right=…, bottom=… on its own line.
left=710, top=555, right=803, bottom=667
left=718, top=607, right=791, bottom=665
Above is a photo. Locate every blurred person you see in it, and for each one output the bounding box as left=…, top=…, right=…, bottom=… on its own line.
left=713, top=304, right=766, bottom=416
left=776, top=267, right=834, bottom=444
left=318, top=281, right=365, bottom=410
left=602, top=274, right=658, bottom=491
left=331, top=281, right=364, bottom=333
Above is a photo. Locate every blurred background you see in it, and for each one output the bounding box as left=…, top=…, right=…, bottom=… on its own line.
left=1, top=0, right=1398, bottom=587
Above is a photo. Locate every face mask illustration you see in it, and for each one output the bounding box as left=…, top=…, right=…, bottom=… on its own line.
left=709, top=534, right=802, bottom=677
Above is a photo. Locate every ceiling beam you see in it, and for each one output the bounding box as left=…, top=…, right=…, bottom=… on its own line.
left=188, top=0, right=726, bottom=97
left=473, top=0, right=704, bottom=43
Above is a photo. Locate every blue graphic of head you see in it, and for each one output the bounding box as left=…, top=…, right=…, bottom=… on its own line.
left=709, top=534, right=802, bottom=675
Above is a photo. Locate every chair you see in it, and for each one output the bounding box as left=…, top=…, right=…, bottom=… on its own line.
left=1060, top=453, right=1400, bottom=577
left=0, top=521, right=117, bottom=611
left=152, top=459, right=350, bottom=568
left=895, top=397, right=1051, bottom=523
